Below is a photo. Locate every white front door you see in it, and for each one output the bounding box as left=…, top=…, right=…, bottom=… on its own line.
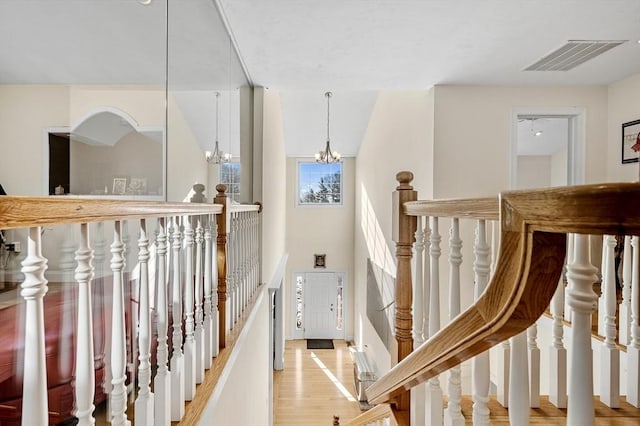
left=300, top=272, right=344, bottom=339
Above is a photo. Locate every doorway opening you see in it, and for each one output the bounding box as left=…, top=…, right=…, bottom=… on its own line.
left=511, top=108, right=586, bottom=189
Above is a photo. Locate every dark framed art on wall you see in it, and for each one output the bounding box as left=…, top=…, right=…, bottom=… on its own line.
left=622, top=119, right=640, bottom=164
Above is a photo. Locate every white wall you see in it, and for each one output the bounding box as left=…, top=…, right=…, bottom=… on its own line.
left=201, top=287, right=270, bottom=425
left=432, top=85, right=609, bottom=198
left=516, top=156, right=551, bottom=189
left=0, top=84, right=208, bottom=200
left=285, top=157, right=355, bottom=340
left=260, top=88, right=287, bottom=283
left=0, top=85, right=70, bottom=195
left=607, top=72, right=640, bottom=182
left=354, top=90, right=434, bottom=375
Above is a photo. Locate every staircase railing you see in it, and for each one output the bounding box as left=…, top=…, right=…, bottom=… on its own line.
left=350, top=171, right=640, bottom=425
left=0, top=185, right=261, bottom=425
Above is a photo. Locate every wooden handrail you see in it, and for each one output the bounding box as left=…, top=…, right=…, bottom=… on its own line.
left=366, top=182, right=640, bottom=405
left=404, top=197, right=498, bottom=220
left=344, top=403, right=407, bottom=426
left=0, top=196, right=222, bottom=230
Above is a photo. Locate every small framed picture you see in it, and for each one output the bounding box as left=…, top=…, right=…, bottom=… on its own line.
left=314, top=254, right=326, bottom=268
left=112, top=178, right=127, bottom=195
left=621, top=119, right=640, bottom=164
left=129, top=177, right=147, bottom=194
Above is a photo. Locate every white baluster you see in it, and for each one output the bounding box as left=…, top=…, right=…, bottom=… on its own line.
left=445, top=218, right=464, bottom=426
left=508, top=331, right=529, bottom=426
left=564, top=234, right=575, bottom=322
left=228, top=213, right=235, bottom=327
left=195, top=218, right=205, bottom=383
left=154, top=218, right=171, bottom=426
left=170, top=217, right=185, bottom=420
left=92, top=223, right=110, bottom=416
left=627, top=236, right=640, bottom=407
left=75, top=223, right=96, bottom=425
left=527, top=324, right=540, bottom=408
left=121, top=221, right=137, bottom=398
left=427, top=216, right=443, bottom=425
left=472, top=220, right=490, bottom=426
left=566, top=234, right=598, bottom=425
left=599, top=235, right=620, bottom=407
left=135, top=219, right=154, bottom=423
left=58, top=228, right=76, bottom=407
left=110, top=222, right=130, bottom=426
left=20, top=227, right=49, bottom=426
left=620, top=236, right=632, bottom=345
left=549, top=275, right=567, bottom=408
left=410, top=216, right=425, bottom=426
left=211, top=215, right=220, bottom=356
left=183, top=216, right=196, bottom=400
left=204, top=216, right=214, bottom=364
left=598, top=236, right=607, bottom=336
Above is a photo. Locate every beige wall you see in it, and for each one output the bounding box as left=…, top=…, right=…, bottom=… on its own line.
left=260, top=88, right=287, bottom=283
left=0, top=85, right=70, bottom=195
left=516, top=156, right=551, bottom=189
left=607, top=72, right=640, bottom=182
left=432, top=85, right=609, bottom=198
left=0, top=84, right=207, bottom=200
left=285, top=157, right=356, bottom=339
left=354, top=90, right=434, bottom=374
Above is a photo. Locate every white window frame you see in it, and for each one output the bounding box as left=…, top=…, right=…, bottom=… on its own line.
left=296, top=159, right=343, bottom=206
left=219, top=161, right=241, bottom=202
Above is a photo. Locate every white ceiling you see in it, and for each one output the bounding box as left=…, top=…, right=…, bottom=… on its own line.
left=218, top=0, right=640, bottom=89
left=2, top=1, right=640, bottom=157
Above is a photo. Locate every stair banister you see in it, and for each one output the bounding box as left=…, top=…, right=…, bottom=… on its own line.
left=366, top=178, right=640, bottom=411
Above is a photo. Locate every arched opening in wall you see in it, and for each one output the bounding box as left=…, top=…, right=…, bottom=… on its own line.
left=46, top=107, right=165, bottom=199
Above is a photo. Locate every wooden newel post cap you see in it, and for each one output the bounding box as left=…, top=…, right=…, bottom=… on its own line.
left=216, top=184, right=228, bottom=197
left=396, top=171, right=414, bottom=190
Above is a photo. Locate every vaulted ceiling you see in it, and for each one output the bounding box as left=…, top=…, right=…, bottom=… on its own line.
left=2, top=1, right=640, bottom=157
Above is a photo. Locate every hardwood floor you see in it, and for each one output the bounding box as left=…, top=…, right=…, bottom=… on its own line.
left=274, top=340, right=362, bottom=425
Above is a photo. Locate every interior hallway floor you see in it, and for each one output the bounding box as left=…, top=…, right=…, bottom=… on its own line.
left=273, top=339, right=362, bottom=425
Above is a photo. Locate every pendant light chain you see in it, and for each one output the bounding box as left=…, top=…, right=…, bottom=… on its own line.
left=315, top=91, right=341, bottom=163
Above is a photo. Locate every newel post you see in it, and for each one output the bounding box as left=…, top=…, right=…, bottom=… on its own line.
left=392, top=171, right=417, bottom=413
left=214, top=184, right=229, bottom=349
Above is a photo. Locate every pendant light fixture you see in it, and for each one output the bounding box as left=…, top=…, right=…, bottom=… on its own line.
left=315, top=91, right=341, bottom=163
left=205, top=91, right=232, bottom=164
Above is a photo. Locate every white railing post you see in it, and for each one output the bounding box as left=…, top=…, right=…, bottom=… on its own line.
left=527, top=324, right=540, bottom=408
left=92, top=222, right=110, bottom=407
left=110, top=222, right=130, bottom=426
left=627, top=236, right=640, bottom=407
left=75, top=223, right=96, bottom=425
left=183, top=216, right=196, bottom=401
left=170, top=217, right=185, bottom=421
left=20, top=227, right=49, bottom=426
left=154, top=217, right=171, bottom=426
left=472, top=220, right=490, bottom=426
left=549, top=275, right=567, bottom=408
left=600, top=235, right=620, bottom=408
left=195, top=218, right=205, bottom=383
left=508, top=331, right=529, bottom=426
left=426, top=216, right=443, bottom=425
left=135, top=219, right=154, bottom=424
left=566, top=234, right=598, bottom=425
left=212, top=214, right=220, bottom=355
left=620, top=236, right=632, bottom=346
left=445, top=218, right=464, bottom=426
left=411, top=216, right=425, bottom=426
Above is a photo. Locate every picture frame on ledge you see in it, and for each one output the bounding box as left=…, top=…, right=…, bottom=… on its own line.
left=621, top=119, right=640, bottom=164
left=112, top=177, right=127, bottom=195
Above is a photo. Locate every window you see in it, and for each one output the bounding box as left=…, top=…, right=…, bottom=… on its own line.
left=220, top=162, right=240, bottom=202
left=298, top=162, right=342, bottom=205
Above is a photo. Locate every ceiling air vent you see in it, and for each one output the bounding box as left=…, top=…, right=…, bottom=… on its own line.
left=524, top=40, right=626, bottom=71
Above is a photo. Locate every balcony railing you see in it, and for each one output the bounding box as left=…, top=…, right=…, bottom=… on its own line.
left=349, top=172, right=640, bottom=425
left=0, top=184, right=261, bottom=425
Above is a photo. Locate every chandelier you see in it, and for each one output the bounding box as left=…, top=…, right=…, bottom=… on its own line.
left=315, top=92, right=341, bottom=163
left=205, top=92, right=232, bottom=164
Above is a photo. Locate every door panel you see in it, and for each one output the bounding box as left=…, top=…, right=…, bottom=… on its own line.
left=303, top=272, right=341, bottom=339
